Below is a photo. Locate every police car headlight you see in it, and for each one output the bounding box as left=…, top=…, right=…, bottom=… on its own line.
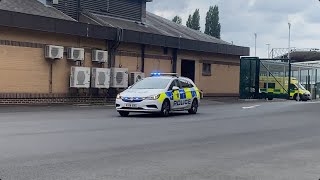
left=146, top=94, right=160, bottom=100
left=116, top=94, right=122, bottom=99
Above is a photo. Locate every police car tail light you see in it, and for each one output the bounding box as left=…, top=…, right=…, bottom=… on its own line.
left=146, top=94, right=160, bottom=100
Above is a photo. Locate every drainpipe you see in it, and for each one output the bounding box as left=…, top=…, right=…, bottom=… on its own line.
left=172, top=48, right=177, bottom=73
left=141, top=45, right=145, bottom=72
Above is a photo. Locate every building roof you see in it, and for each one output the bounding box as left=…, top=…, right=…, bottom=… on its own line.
left=0, top=0, right=249, bottom=56
left=0, top=0, right=75, bottom=21
left=84, top=11, right=231, bottom=46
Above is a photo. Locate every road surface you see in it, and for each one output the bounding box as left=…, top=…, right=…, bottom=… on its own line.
left=0, top=101, right=320, bottom=180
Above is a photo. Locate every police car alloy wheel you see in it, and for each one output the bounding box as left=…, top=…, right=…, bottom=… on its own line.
left=160, top=100, right=170, bottom=117
left=188, top=99, right=198, bottom=114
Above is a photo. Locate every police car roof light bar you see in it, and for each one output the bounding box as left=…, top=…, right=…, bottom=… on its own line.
left=150, top=73, right=178, bottom=77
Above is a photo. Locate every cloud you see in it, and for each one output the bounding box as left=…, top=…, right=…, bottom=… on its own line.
left=147, top=0, right=320, bottom=57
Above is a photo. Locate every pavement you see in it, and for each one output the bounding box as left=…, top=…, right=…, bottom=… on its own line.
left=0, top=100, right=320, bottom=180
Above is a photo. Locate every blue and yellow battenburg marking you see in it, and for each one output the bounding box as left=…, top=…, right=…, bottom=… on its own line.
left=158, top=87, right=200, bottom=104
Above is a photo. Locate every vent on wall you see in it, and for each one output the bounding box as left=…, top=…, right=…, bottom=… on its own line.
left=91, top=68, right=111, bottom=89
left=45, top=45, right=64, bottom=59
left=67, top=48, right=85, bottom=61
left=110, top=68, right=129, bottom=88
left=129, top=72, right=145, bottom=86
left=70, top=66, right=91, bottom=88
left=92, top=50, right=108, bottom=63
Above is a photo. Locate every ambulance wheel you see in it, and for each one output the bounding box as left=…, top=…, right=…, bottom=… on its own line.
left=188, top=99, right=198, bottom=114
left=160, top=99, right=170, bottom=117
left=293, top=93, right=302, bottom=101
left=119, top=111, right=130, bottom=117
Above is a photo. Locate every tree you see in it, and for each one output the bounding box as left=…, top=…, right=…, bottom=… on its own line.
left=172, top=16, right=182, bottom=25
left=205, top=5, right=221, bottom=39
left=191, top=9, right=201, bottom=31
left=186, top=15, right=193, bottom=28
left=186, top=9, right=201, bottom=31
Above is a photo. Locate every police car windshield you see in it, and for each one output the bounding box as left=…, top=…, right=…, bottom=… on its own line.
left=130, top=78, right=171, bottom=89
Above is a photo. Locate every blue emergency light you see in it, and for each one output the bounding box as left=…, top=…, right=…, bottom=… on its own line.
left=150, top=72, right=161, bottom=76
left=150, top=72, right=178, bottom=77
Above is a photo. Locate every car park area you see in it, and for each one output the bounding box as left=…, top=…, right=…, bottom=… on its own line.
left=1, top=100, right=320, bottom=180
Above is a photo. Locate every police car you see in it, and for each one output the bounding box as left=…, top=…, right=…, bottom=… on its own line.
left=115, top=73, right=201, bottom=117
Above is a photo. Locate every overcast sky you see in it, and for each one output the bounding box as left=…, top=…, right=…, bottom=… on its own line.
left=147, top=0, right=320, bottom=58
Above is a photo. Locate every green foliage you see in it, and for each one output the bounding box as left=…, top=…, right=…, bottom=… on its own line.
left=205, top=5, right=221, bottom=39
left=172, top=16, right=182, bottom=24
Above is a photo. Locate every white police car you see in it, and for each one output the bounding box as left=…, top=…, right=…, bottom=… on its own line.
left=116, top=73, right=201, bottom=117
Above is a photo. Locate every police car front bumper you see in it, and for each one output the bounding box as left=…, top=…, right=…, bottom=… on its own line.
left=116, top=99, right=162, bottom=113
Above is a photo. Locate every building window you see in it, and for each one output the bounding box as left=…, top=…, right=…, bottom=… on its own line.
left=202, top=63, right=212, bottom=76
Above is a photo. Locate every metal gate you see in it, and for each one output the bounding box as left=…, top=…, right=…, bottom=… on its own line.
left=240, top=57, right=320, bottom=100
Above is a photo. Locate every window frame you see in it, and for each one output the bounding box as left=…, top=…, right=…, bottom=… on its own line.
left=179, top=79, right=194, bottom=88
left=202, top=63, right=212, bottom=76
left=168, top=79, right=181, bottom=91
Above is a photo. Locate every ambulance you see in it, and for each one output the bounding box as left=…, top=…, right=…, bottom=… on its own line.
left=259, top=76, right=311, bottom=101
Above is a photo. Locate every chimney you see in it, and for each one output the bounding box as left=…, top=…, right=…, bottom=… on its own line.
left=142, top=0, right=152, bottom=23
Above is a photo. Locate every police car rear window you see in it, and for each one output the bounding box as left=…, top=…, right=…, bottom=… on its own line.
left=180, top=80, right=193, bottom=88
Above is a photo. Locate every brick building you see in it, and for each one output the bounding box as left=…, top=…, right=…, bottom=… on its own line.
left=0, top=0, right=249, bottom=104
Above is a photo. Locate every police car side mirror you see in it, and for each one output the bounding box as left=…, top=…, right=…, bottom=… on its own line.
left=172, top=86, right=179, bottom=91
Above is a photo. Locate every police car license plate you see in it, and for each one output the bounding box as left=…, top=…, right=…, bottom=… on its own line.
left=125, top=103, right=137, bottom=108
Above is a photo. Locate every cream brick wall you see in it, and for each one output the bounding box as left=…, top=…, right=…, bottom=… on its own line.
left=0, top=26, right=241, bottom=96
left=115, top=55, right=141, bottom=72
left=0, top=45, right=49, bottom=93
left=144, top=58, right=172, bottom=76
left=0, top=27, right=107, bottom=94
left=198, top=64, right=240, bottom=94
left=0, top=27, right=106, bottom=49
left=178, top=50, right=240, bottom=95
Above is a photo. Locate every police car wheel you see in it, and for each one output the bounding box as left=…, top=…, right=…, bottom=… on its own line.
left=160, top=100, right=170, bottom=117
left=119, top=111, right=130, bottom=117
left=188, top=99, right=198, bottom=114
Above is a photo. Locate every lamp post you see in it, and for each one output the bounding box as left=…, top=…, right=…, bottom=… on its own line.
left=288, top=23, right=291, bottom=60
left=254, top=33, right=257, bottom=57
left=288, top=22, right=299, bottom=101
left=266, top=43, right=270, bottom=58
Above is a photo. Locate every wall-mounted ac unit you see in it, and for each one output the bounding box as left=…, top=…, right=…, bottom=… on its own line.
left=67, top=48, right=85, bottom=61
left=70, top=66, right=91, bottom=88
left=92, top=50, right=108, bottom=63
left=110, top=68, right=129, bottom=88
left=45, top=45, right=64, bottom=59
left=129, top=72, right=145, bottom=85
left=91, top=68, right=111, bottom=89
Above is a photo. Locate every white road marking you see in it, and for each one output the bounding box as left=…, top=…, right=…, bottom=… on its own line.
left=242, top=105, right=261, bottom=109
left=302, top=101, right=320, bottom=104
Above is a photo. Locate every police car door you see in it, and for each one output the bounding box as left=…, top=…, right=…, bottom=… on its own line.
left=179, top=79, right=193, bottom=109
left=168, top=79, right=183, bottom=110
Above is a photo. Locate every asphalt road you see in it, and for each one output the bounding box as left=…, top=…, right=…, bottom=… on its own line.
left=1, top=100, right=320, bottom=180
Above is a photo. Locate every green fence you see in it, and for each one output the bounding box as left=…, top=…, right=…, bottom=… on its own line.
left=240, top=57, right=320, bottom=100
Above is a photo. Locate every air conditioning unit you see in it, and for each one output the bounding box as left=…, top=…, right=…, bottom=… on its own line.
left=70, top=66, right=91, bottom=88
left=45, top=45, right=64, bottom=59
left=129, top=72, right=145, bottom=85
left=91, top=68, right=111, bottom=89
left=110, top=68, right=129, bottom=88
left=92, top=50, right=108, bottom=63
left=67, top=48, right=85, bottom=61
